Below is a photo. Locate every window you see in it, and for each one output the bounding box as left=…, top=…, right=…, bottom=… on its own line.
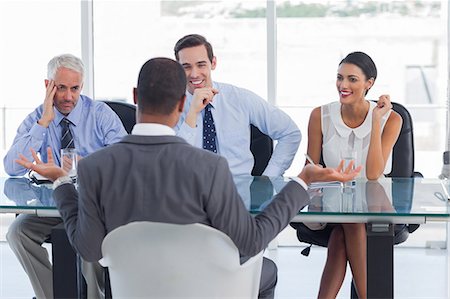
left=93, top=1, right=267, bottom=101
left=0, top=0, right=448, bottom=178
left=0, top=1, right=81, bottom=163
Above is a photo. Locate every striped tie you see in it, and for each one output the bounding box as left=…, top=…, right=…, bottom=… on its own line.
left=61, top=118, right=74, bottom=149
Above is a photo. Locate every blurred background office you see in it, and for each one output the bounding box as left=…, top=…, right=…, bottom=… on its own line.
left=0, top=0, right=448, bottom=178
left=0, top=1, right=449, bottom=297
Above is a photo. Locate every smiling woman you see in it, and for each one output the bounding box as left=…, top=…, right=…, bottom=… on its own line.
left=276, top=0, right=447, bottom=178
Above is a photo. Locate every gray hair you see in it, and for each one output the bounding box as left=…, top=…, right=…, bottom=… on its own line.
left=47, top=54, right=84, bottom=81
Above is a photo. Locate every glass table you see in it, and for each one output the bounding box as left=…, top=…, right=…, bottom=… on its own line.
left=2, top=176, right=450, bottom=298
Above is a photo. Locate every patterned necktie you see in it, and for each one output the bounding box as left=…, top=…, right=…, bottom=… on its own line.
left=203, top=104, right=217, bottom=153
left=61, top=118, right=75, bottom=149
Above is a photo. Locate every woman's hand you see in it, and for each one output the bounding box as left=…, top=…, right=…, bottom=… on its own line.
left=373, top=94, right=393, bottom=123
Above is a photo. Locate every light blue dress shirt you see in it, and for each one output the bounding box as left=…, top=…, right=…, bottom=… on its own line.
left=175, top=81, right=301, bottom=176
left=4, top=95, right=127, bottom=176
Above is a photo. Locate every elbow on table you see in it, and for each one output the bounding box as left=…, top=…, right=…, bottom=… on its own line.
left=366, top=171, right=384, bottom=181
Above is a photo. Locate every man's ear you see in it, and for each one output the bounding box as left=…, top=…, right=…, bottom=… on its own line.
left=178, top=95, right=186, bottom=113
left=133, top=88, right=138, bottom=105
left=211, top=56, right=217, bottom=71
left=45, top=79, right=49, bottom=88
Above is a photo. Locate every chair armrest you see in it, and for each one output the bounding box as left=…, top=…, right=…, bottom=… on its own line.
left=413, top=171, right=424, bottom=178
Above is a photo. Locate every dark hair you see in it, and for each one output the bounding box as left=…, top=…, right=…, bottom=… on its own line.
left=137, top=57, right=187, bottom=115
left=339, top=52, right=377, bottom=95
left=339, top=52, right=377, bottom=80
left=174, top=34, right=214, bottom=63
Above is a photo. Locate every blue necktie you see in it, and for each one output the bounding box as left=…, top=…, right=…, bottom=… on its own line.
left=203, top=104, right=217, bottom=153
left=61, top=118, right=75, bottom=149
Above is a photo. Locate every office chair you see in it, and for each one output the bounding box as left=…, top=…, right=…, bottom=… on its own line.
left=250, top=124, right=273, bottom=176
left=290, top=101, right=421, bottom=298
left=386, top=102, right=422, bottom=237
left=99, top=221, right=264, bottom=298
left=101, top=100, right=137, bottom=134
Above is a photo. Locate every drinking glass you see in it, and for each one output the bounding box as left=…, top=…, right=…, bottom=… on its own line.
left=341, top=149, right=357, bottom=188
left=61, top=148, right=77, bottom=178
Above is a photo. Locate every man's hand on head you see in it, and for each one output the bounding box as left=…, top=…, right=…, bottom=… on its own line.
left=298, top=160, right=362, bottom=186
left=15, top=147, right=67, bottom=182
left=38, top=80, right=57, bottom=127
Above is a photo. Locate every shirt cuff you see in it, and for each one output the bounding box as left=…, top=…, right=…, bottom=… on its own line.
left=289, top=176, right=308, bottom=191
left=29, top=122, right=48, bottom=140
left=53, top=176, right=74, bottom=190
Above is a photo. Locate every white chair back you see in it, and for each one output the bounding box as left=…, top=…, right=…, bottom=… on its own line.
left=99, top=221, right=263, bottom=298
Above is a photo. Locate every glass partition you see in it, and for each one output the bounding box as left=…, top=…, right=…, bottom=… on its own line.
left=93, top=1, right=267, bottom=102
left=0, top=1, right=81, bottom=171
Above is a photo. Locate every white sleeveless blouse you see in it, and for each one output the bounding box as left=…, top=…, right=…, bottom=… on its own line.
left=321, top=101, right=391, bottom=178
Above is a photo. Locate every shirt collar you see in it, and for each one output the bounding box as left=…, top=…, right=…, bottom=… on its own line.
left=131, top=123, right=175, bottom=136
left=330, top=101, right=373, bottom=139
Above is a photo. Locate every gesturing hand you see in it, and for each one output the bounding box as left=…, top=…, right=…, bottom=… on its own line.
left=298, top=160, right=362, bottom=186
left=15, top=147, right=67, bottom=182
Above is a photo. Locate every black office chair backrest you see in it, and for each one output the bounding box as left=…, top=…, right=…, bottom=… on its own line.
left=386, top=102, right=419, bottom=178
left=386, top=102, right=421, bottom=234
left=102, top=100, right=137, bottom=134
left=250, top=125, right=273, bottom=176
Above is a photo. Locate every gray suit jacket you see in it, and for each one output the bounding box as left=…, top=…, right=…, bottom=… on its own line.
left=54, top=135, right=309, bottom=262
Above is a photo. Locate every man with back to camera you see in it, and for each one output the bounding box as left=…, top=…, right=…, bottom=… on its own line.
left=174, top=34, right=301, bottom=177
left=16, top=57, right=361, bottom=299
left=3, top=54, right=127, bottom=299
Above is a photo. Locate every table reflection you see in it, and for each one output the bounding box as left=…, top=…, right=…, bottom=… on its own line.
left=3, top=177, right=56, bottom=207
left=302, top=179, right=416, bottom=215
left=234, top=177, right=404, bottom=215
left=2, top=176, right=446, bottom=219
